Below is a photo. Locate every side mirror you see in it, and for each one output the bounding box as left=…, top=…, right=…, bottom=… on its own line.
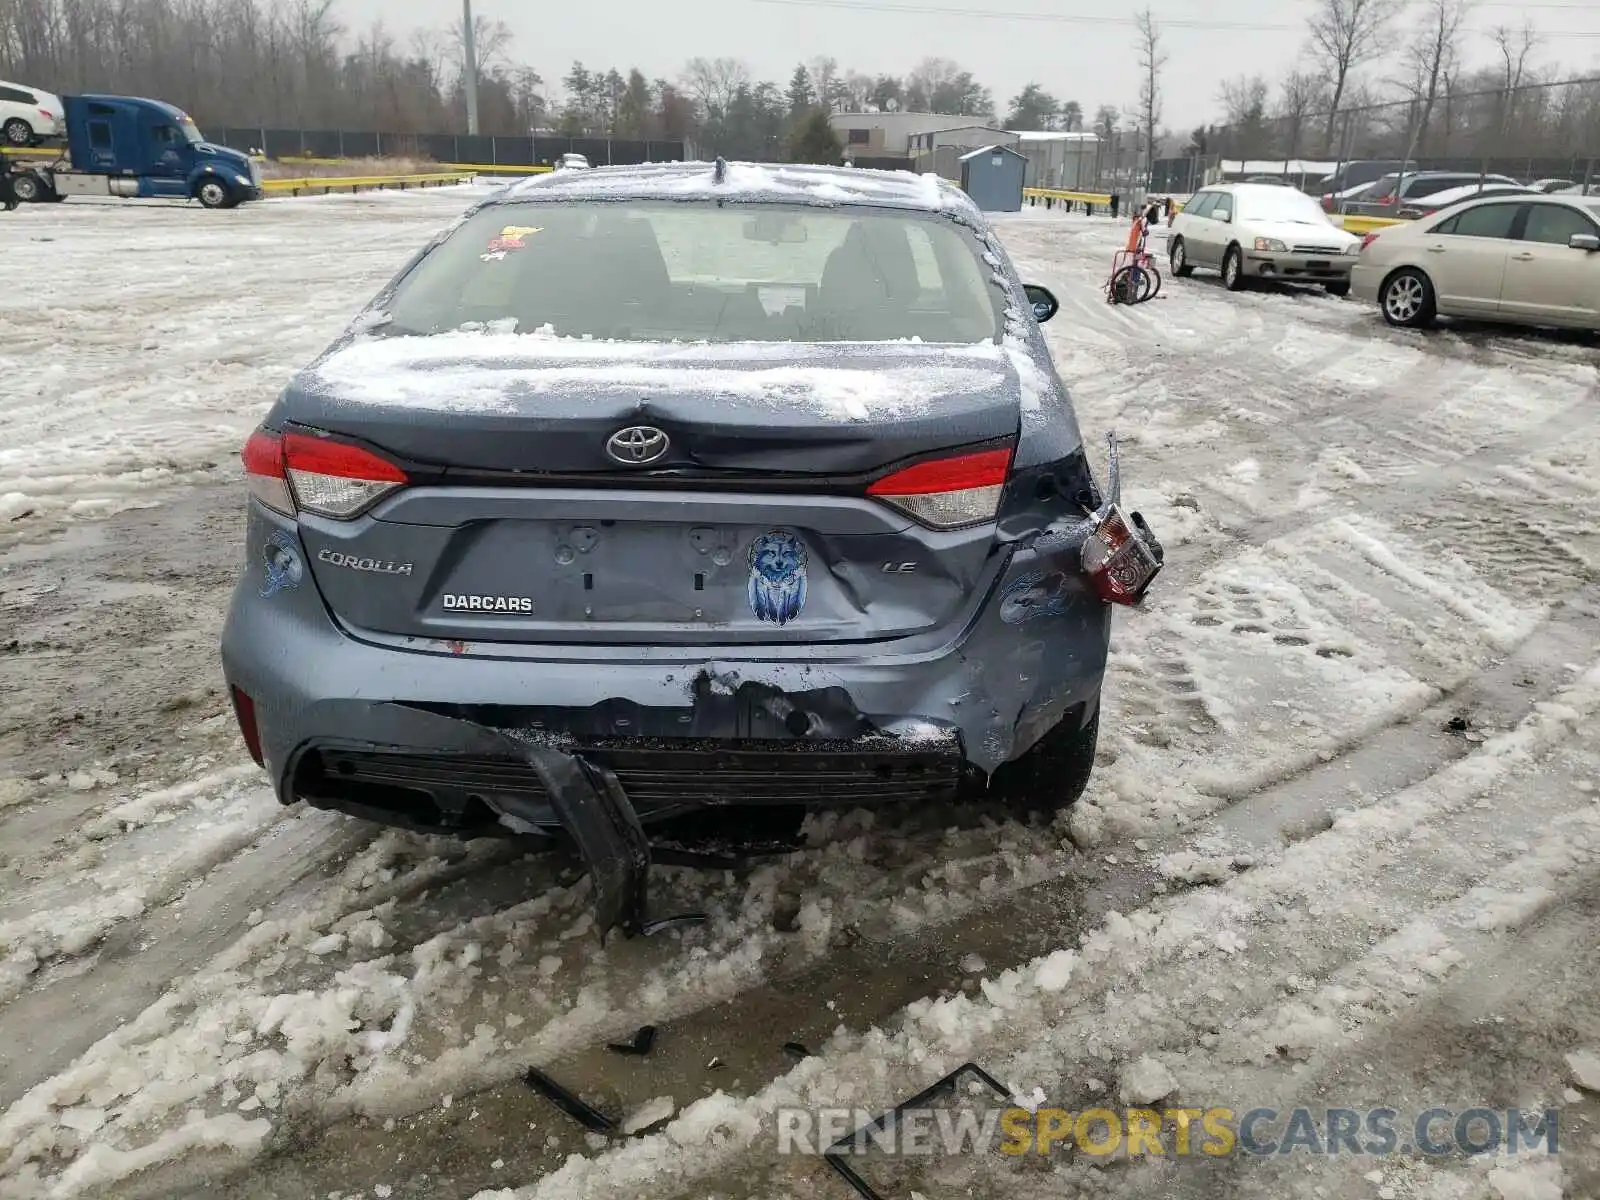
left=1213, top=207, right=1232, bottom=223
left=1023, top=284, right=1059, bottom=324
left=1569, top=232, right=1600, bottom=252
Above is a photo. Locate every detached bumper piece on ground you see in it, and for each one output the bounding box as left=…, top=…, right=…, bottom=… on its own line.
left=823, top=1062, right=1014, bottom=1200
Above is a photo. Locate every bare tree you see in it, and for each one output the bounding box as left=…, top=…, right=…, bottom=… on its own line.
left=681, top=56, right=750, bottom=122
left=1218, top=75, right=1270, bottom=158
left=1490, top=20, right=1539, bottom=146
left=1399, top=0, right=1466, bottom=155
left=1132, top=8, right=1165, bottom=183
left=1277, top=70, right=1329, bottom=160
left=1307, top=0, right=1399, bottom=151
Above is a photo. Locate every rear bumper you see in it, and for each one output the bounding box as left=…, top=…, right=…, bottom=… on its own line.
left=1350, top=263, right=1386, bottom=302
left=221, top=508, right=1111, bottom=830
left=1245, top=251, right=1353, bottom=281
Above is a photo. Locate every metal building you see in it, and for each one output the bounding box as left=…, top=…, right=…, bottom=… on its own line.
left=959, top=144, right=1027, bottom=212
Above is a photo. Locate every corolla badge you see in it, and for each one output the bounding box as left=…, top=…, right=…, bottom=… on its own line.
left=605, top=426, right=670, bottom=465
left=260, top=530, right=304, bottom=599
left=747, top=530, right=807, bottom=626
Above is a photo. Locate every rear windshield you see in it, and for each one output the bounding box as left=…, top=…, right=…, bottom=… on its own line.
left=382, top=201, right=1004, bottom=343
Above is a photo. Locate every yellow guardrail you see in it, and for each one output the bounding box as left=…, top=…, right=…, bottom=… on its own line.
left=1024, top=187, right=1113, bottom=206
left=1338, top=214, right=1408, bottom=234
left=266, top=154, right=552, bottom=175
left=261, top=171, right=475, bottom=195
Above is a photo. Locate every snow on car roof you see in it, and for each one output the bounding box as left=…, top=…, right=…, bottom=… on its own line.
left=1417, top=182, right=1535, bottom=208
left=498, top=159, right=980, bottom=217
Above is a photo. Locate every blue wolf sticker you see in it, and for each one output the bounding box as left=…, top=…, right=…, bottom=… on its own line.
left=260, top=529, right=304, bottom=599
left=747, top=529, right=807, bottom=626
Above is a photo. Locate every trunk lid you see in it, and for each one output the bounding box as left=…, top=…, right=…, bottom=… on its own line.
left=278, top=333, right=1021, bottom=646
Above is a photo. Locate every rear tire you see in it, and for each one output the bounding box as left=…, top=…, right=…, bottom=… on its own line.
left=1222, top=244, right=1247, bottom=291
left=9, top=172, right=42, bottom=203
left=2, top=118, right=32, bottom=147
left=1324, top=281, right=1350, bottom=297
left=1169, top=236, right=1194, bottom=277
left=994, top=707, right=1100, bottom=819
left=1379, top=268, right=1437, bottom=328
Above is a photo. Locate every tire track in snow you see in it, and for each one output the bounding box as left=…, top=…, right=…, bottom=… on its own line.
left=506, top=657, right=1600, bottom=1200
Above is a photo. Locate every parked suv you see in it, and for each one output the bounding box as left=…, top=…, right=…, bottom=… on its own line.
left=0, top=79, right=64, bottom=146
left=1341, top=171, right=1520, bottom=218
left=219, top=161, right=1163, bottom=936
left=1169, top=182, right=1361, bottom=293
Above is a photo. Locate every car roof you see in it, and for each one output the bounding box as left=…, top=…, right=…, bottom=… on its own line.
left=497, top=159, right=983, bottom=218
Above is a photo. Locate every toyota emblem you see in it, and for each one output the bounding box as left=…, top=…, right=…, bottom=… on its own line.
left=605, top=426, right=670, bottom=465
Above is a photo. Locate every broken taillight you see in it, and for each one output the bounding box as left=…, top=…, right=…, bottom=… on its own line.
left=240, top=427, right=408, bottom=519
left=1081, top=504, right=1162, bottom=605
left=867, top=446, right=1012, bottom=530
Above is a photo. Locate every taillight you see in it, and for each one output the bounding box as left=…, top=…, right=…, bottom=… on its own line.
left=1321, top=194, right=1334, bottom=211
left=241, top=427, right=407, bottom=519
left=1081, top=505, right=1162, bottom=605
left=241, top=429, right=293, bottom=515
left=39, top=109, right=53, bottom=120
left=1374, top=193, right=1395, bottom=204
left=282, top=431, right=407, bottom=518
left=1360, top=232, right=1381, bottom=251
left=867, top=447, right=1012, bottom=529
left=230, top=685, right=265, bottom=767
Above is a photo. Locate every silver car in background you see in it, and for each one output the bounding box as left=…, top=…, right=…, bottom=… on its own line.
left=1168, top=183, right=1362, bottom=295
left=1352, top=193, right=1600, bottom=331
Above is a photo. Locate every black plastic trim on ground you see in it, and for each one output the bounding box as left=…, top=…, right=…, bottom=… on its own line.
left=822, top=1062, right=1013, bottom=1200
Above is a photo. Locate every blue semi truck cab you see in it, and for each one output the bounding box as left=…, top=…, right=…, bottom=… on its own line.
left=14, top=95, right=260, bottom=208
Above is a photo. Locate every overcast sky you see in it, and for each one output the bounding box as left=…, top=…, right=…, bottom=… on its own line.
left=332, top=0, right=1600, bottom=125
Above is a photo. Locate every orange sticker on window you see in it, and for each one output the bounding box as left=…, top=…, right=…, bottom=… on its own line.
left=481, top=225, right=544, bottom=261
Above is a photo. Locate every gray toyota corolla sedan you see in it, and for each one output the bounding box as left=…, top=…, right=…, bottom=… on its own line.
left=220, top=160, right=1161, bottom=934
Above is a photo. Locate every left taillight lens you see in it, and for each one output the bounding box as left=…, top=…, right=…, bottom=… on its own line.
left=242, top=429, right=294, bottom=515
left=240, top=428, right=408, bottom=520
left=867, top=446, right=1012, bottom=529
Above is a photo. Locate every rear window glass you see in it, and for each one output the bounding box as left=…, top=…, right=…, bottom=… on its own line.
left=383, top=201, right=1003, bottom=344
left=1435, top=203, right=1522, bottom=239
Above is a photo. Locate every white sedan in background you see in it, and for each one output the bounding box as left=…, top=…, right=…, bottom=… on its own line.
left=1353, top=193, right=1600, bottom=331
left=1168, top=183, right=1362, bottom=295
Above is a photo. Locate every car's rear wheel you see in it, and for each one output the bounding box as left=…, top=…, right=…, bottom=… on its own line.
left=1379, top=268, right=1436, bottom=328
left=993, top=706, right=1099, bottom=818
left=1222, top=244, right=1247, bottom=291
left=1325, top=281, right=1350, bottom=297
left=1170, top=236, right=1194, bottom=277
left=3, top=118, right=32, bottom=147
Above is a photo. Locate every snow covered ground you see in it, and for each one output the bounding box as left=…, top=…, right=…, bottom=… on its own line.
left=1, top=196, right=1597, bottom=1200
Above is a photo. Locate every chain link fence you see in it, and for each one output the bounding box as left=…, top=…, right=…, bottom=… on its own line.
left=210, top=128, right=687, bottom=167
left=1149, top=75, right=1600, bottom=195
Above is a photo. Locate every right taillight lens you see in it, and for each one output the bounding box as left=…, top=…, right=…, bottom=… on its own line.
left=1360, top=232, right=1381, bottom=251
left=867, top=447, right=1012, bottom=529
left=240, top=427, right=408, bottom=519
left=1081, top=505, right=1162, bottom=605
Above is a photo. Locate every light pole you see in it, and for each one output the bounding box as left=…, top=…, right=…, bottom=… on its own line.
left=463, top=0, right=480, bottom=136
